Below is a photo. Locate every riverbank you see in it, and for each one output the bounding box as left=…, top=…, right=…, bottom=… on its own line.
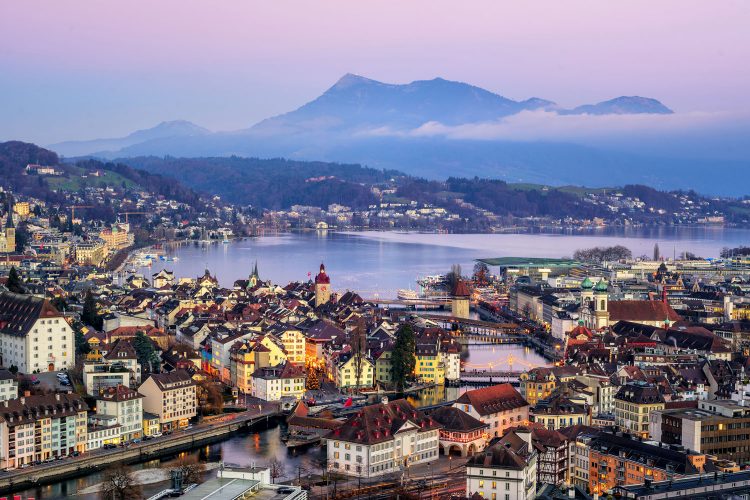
left=0, top=407, right=280, bottom=495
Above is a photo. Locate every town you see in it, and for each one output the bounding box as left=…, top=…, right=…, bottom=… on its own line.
left=0, top=169, right=750, bottom=499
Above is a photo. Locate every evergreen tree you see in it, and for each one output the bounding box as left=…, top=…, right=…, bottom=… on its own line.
left=81, top=290, right=103, bottom=330
left=391, top=324, right=416, bottom=391
left=6, top=267, right=24, bottom=294
left=133, top=330, right=158, bottom=373
left=75, top=325, right=91, bottom=357
left=653, top=242, right=660, bottom=261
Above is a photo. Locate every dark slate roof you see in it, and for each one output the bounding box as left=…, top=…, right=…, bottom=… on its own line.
left=429, top=406, right=488, bottom=433
left=589, top=431, right=701, bottom=475
left=456, top=383, right=529, bottom=416
left=0, top=291, right=62, bottom=337
left=104, top=338, right=138, bottom=361
left=145, top=369, right=195, bottom=391
left=252, top=362, right=306, bottom=380
left=0, top=393, right=88, bottom=427
left=466, top=429, right=534, bottom=471
left=97, top=384, right=144, bottom=402
left=326, top=399, right=441, bottom=445
left=614, top=383, right=665, bottom=405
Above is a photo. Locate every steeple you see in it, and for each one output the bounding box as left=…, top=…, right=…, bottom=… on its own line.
left=5, top=196, right=14, bottom=228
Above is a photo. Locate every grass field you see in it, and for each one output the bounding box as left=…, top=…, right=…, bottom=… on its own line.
left=46, top=165, right=139, bottom=190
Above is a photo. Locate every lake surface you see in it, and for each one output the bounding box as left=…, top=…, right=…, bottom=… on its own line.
left=143, top=227, right=750, bottom=298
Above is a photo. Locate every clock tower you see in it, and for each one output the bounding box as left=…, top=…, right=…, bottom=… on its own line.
left=314, top=263, right=331, bottom=307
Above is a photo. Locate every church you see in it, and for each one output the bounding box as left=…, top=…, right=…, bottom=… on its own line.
left=0, top=209, right=15, bottom=254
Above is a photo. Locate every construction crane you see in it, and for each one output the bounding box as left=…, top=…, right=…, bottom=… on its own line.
left=70, top=205, right=93, bottom=222
left=118, top=211, right=147, bottom=224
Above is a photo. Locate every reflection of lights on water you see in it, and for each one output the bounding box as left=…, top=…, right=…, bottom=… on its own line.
left=254, top=433, right=261, bottom=450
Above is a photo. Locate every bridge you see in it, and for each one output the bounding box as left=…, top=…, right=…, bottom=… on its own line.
left=460, top=369, right=524, bottom=386
left=368, top=298, right=451, bottom=309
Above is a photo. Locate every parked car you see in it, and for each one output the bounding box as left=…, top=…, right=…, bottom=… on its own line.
left=71, top=451, right=80, bottom=457
left=151, top=432, right=163, bottom=438
left=19, top=463, right=30, bottom=469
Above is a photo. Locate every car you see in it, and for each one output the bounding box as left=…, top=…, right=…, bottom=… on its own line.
left=33, top=460, right=42, bottom=466
left=186, top=425, right=193, bottom=430
left=57, top=455, right=67, bottom=460
left=19, top=463, right=30, bottom=469
left=44, top=458, right=55, bottom=463
left=61, top=380, right=71, bottom=386
left=32, top=379, right=40, bottom=385
left=103, top=443, right=116, bottom=450
left=3, top=467, right=15, bottom=472
left=71, top=451, right=80, bottom=457
left=151, top=432, right=163, bottom=438
left=143, top=435, right=153, bottom=441
left=132, top=438, right=141, bottom=443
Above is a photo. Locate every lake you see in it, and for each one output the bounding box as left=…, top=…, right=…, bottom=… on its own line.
left=142, top=227, right=749, bottom=297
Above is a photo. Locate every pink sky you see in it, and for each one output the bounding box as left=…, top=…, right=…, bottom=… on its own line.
left=1, top=0, right=748, bottom=143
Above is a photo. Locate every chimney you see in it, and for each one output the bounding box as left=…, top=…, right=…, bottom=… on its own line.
left=56, top=393, right=60, bottom=401
left=24, top=390, right=30, bottom=397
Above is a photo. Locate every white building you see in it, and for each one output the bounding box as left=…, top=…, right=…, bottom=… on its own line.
left=454, top=384, right=530, bottom=438
left=0, top=370, right=18, bottom=402
left=251, top=363, right=306, bottom=403
left=138, top=370, right=196, bottom=431
left=95, top=384, right=143, bottom=442
left=325, top=399, right=441, bottom=478
left=465, top=428, right=538, bottom=500
left=0, top=292, right=75, bottom=373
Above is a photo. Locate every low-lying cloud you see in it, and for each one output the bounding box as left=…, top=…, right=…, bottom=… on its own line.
left=364, top=109, right=743, bottom=142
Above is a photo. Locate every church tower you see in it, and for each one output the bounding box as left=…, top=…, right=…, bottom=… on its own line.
left=248, top=261, right=260, bottom=288
left=1, top=200, right=14, bottom=254
left=593, top=278, right=610, bottom=329
left=314, top=263, right=331, bottom=307
left=451, top=278, right=470, bottom=319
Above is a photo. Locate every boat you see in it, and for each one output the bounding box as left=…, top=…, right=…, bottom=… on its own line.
left=282, top=431, right=321, bottom=449
left=397, top=289, right=420, bottom=300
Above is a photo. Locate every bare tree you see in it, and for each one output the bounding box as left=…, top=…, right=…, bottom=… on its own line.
left=176, top=457, right=206, bottom=484
left=268, top=458, right=285, bottom=484
left=352, top=317, right=367, bottom=394
left=100, top=464, right=142, bottom=500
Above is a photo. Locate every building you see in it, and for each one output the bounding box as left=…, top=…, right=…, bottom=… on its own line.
left=72, top=239, right=107, bottom=265
left=83, top=361, right=131, bottom=396
left=275, top=327, right=306, bottom=365
left=0, top=291, right=75, bottom=372
left=333, top=352, right=374, bottom=390
left=519, top=366, right=578, bottom=407
left=0, top=210, right=15, bottom=253
left=0, top=393, right=88, bottom=468
left=452, top=279, right=470, bottom=319
left=181, top=466, right=307, bottom=500
left=531, top=426, right=569, bottom=487
left=251, top=363, right=306, bottom=403
left=614, top=382, right=665, bottom=438
left=138, top=370, right=197, bottom=431
left=588, top=431, right=706, bottom=495
left=325, top=398, right=441, bottom=478
left=615, top=470, right=750, bottom=499
left=0, top=370, right=18, bottom=402
left=314, top=263, right=331, bottom=307
left=98, top=224, right=132, bottom=251
left=429, top=405, right=488, bottom=457
left=455, top=384, right=530, bottom=438
left=532, top=393, right=589, bottom=431
left=649, top=399, right=750, bottom=463
left=95, top=384, right=144, bottom=442
left=465, top=427, right=538, bottom=500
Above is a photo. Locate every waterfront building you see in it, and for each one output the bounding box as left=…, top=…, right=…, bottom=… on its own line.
left=332, top=351, right=374, bottom=390
left=98, top=224, right=132, bottom=251
left=454, top=383, right=530, bottom=438
left=429, top=405, right=488, bottom=457
left=465, top=427, right=538, bottom=500
left=152, top=269, right=175, bottom=288
left=251, top=362, right=306, bottom=404
left=325, top=398, right=440, bottom=478
left=519, top=366, right=578, bottom=408
left=614, top=470, right=750, bottom=499
left=587, top=431, right=706, bottom=495
left=372, top=343, right=394, bottom=385
left=649, top=399, right=750, bottom=463
left=314, top=262, right=331, bottom=307
left=72, top=239, right=107, bottom=265
left=614, top=382, right=665, bottom=438
left=83, top=361, right=131, bottom=396
left=451, top=278, right=470, bottom=319
left=94, top=384, right=144, bottom=442
left=0, top=291, right=75, bottom=372
left=0, top=369, right=18, bottom=402
left=0, top=393, right=88, bottom=468
left=138, top=369, right=197, bottom=431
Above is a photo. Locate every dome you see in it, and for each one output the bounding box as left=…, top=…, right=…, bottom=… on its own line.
left=580, top=277, right=594, bottom=289
left=594, top=279, right=608, bottom=292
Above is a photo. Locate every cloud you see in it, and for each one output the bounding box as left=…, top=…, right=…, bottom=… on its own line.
left=362, top=110, right=744, bottom=143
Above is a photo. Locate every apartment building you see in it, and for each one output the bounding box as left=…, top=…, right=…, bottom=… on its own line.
left=614, top=382, right=665, bottom=438
left=454, top=384, right=530, bottom=438
left=0, top=370, right=18, bottom=402
left=325, top=399, right=441, bottom=478
left=95, top=384, right=144, bottom=442
left=0, top=292, right=75, bottom=373
left=650, top=399, right=750, bottom=463
left=251, top=363, right=306, bottom=403
left=0, top=393, right=88, bottom=468
left=138, top=370, right=196, bottom=431
left=465, top=428, right=538, bottom=500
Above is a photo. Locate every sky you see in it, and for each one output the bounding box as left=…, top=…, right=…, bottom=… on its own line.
left=1, top=0, right=749, bottom=144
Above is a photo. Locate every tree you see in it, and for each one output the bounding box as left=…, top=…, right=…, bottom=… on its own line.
left=176, top=458, right=205, bottom=485
left=351, top=318, right=367, bottom=393
left=197, top=380, right=224, bottom=415
left=446, top=263, right=462, bottom=291
left=133, top=330, right=159, bottom=374
left=81, top=290, right=103, bottom=330
left=306, top=368, right=321, bottom=390
left=100, top=464, right=142, bottom=500
left=653, top=242, right=660, bottom=261
left=268, top=458, right=285, bottom=484
left=6, top=267, right=24, bottom=294
left=473, top=261, right=489, bottom=285
left=573, top=245, right=632, bottom=263
left=75, top=324, right=91, bottom=357
left=391, top=324, right=416, bottom=391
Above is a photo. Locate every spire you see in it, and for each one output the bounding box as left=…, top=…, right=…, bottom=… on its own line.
left=6, top=196, right=14, bottom=229
left=251, top=260, right=259, bottom=279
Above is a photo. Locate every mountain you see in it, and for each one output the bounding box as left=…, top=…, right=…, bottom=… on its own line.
left=46, top=74, right=749, bottom=196
left=50, top=120, right=209, bottom=157
left=564, top=96, right=674, bottom=115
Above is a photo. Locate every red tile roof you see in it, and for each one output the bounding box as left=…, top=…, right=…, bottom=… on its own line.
left=608, top=300, right=682, bottom=322
left=456, top=383, right=529, bottom=416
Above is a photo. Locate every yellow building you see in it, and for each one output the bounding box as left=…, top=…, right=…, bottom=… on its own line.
left=13, top=202, right=30, bottom=218
left=335, top=353, right=374, bottom=389
left=73, top=240, right=106, bottom=265
left=415, top=346, right=445, bottom=385
left=276, top=328, right=306, bottom=364
left=614, top=383, right=665, bottom=438
left=99, top=224, right=131, bottom=251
